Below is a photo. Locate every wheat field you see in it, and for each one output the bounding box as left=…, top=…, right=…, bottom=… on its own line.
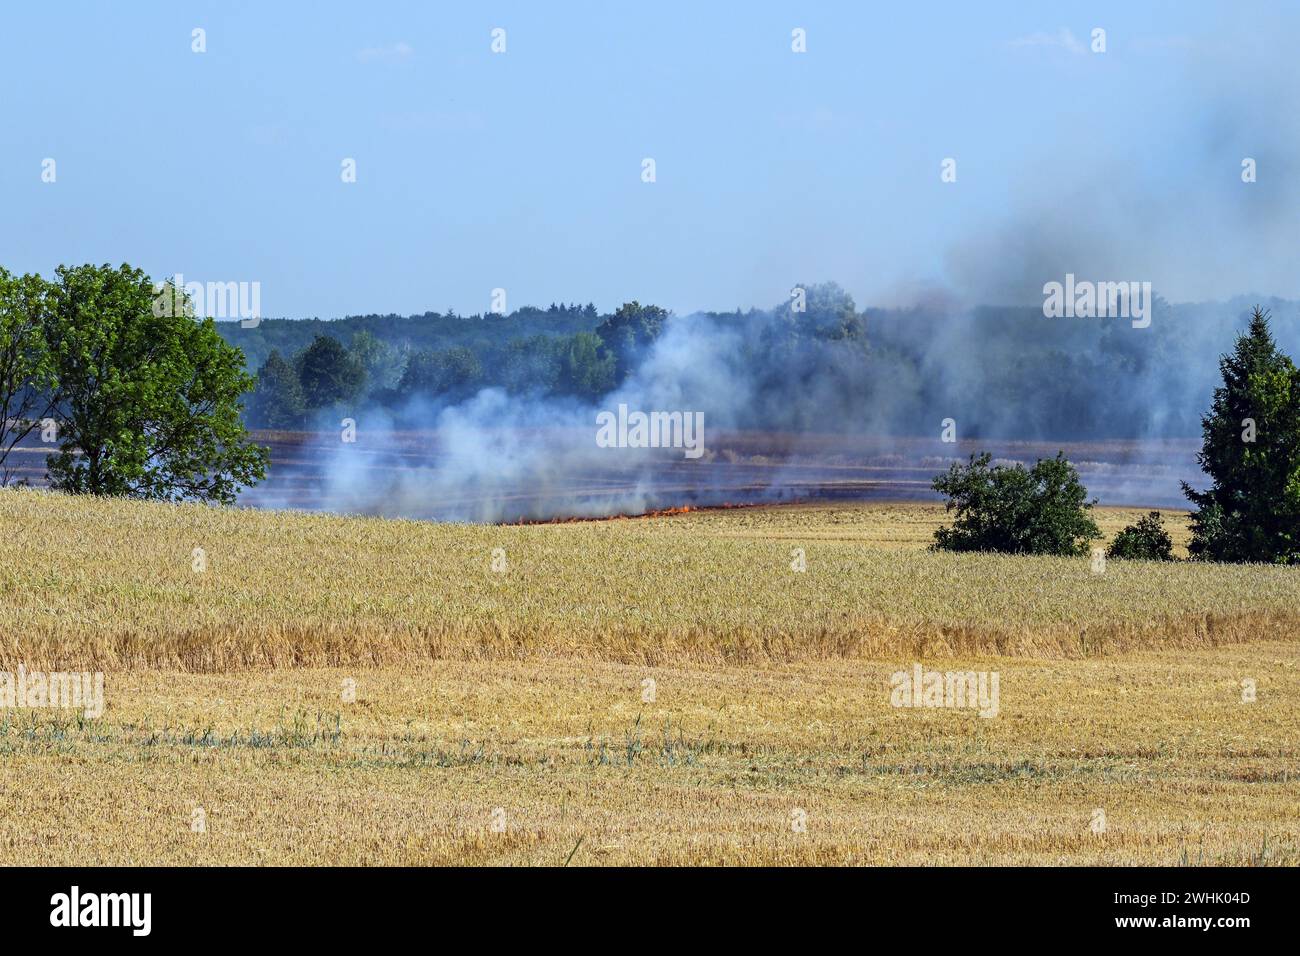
left=0, top=488, right=1296, bottom=865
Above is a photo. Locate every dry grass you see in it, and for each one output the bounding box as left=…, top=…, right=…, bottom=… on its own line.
left=682, top=501, right=1193, bottom=553
left=0, top=648, right=1295, bottom=865
left=0, top=488, right=1296, bottom=865
left=0, top=490, right=1295, bottom=670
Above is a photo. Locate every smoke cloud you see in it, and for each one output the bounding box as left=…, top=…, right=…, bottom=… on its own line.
left=243, top=41, right=1300, bottom=523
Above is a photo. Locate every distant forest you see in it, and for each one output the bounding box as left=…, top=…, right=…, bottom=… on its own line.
left=219, top=284, right=1300, bottom=440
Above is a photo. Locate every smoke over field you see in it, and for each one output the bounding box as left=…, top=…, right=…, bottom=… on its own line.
left=224, top=290, right=1291, bottom=522
left=236, top=428, right=1199, bottom=522
left=212, top=27, right=1300, bottom=524
left=6, top=287, right=1286, bottom=521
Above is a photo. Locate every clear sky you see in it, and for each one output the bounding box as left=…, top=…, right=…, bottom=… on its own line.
left=2, top=1, right=1297, bottom=317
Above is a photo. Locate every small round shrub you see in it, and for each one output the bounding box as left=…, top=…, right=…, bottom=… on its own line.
left=1106, top=511, right=1174, bottom=561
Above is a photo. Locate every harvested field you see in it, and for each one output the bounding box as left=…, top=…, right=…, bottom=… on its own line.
left=0, top=490, right=1292, bottom=670
left=0, top=489, right=1295, bottom=865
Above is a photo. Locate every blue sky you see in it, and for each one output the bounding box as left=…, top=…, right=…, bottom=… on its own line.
left=2, top=1, right=1297, bottom=317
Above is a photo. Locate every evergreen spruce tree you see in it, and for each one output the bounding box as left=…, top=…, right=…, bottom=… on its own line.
left=1182, top=308, right=1300, bottom=563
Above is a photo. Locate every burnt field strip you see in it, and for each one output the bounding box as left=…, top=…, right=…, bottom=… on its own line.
left=5, top=430, right=1199, bottom=519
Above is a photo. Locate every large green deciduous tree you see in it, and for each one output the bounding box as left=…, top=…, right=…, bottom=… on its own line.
left=0, top=267, right=58, bottom=485
left=1182, top=308, right=1300, bottom=563
left=42, top=263, right=267, bottom=503
left=931, top=452, right=1100, bottom=556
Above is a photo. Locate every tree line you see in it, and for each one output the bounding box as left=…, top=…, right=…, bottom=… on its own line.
left=3, top=263, right=1299, bottom=564
left=242, top=300, right=668, bottom=429
left=222, top=287, right=1300, bottom=441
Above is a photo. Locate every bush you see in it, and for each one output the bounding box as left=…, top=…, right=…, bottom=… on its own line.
left=931, top=452, right=1100, bottom=556
left=1106, top=511, right=1174, bottom=561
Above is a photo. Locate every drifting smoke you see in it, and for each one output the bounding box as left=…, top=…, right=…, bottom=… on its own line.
left=245, top=35, right=1300, bottom=522
left=298, top=314, right=767, bottom=521
left=250, top=287, right=1295, bottom=522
